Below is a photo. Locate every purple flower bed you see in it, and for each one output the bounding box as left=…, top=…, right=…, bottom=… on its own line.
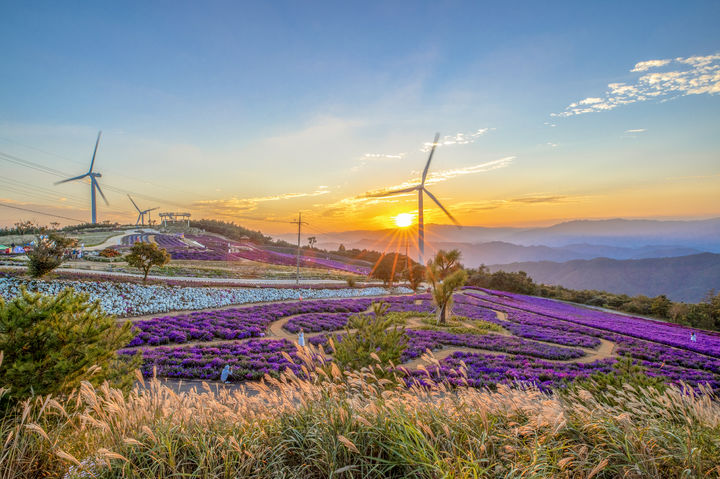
left=403, top=329, right=586, bottom=361
left=128, top=297, right=375, bottom=346
left=119, top=339, right=303, bottom=381
left=283, top=312, right=358, bottom=333
left=407, top=352, right=616, bottom=391
left=466, top=289, right=720, bottom=358
left=309, top=328, right=586, bottom=361
left=116, top=290, right=720, bottom=390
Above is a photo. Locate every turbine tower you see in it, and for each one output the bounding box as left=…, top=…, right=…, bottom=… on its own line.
left=369, top=133, right=461, bottom=265
left=128, top=194, right=158, bottom=226
left=55, top=131, right=108, bottom=224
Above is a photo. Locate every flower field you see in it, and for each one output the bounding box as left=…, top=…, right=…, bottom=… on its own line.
left=115, top=287, right=720, bottom=391
left=119, top=233, right=371, bottom=274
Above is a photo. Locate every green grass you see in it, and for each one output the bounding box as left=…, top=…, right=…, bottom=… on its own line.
left=416, top=315, right=505, bottom=336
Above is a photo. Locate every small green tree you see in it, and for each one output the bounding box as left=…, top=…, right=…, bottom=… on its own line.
left=26, top=232, right=77, bottom=277
left=427, top=249, right=462, bottom=280
left=333, top=302, right=408, bottom=372
left=427, top=250, right=467, bottom=324
left=0, top=288, right=139, bottom=409
left=126, top=241, right=170, bottom=282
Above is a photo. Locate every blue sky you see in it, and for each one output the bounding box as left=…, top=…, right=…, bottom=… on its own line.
left=1, top=1, right=719, bottom=232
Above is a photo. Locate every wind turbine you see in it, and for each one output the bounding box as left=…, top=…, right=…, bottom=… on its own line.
left=128, top=194, right=158, bottom=226
left=369, top=133, right=461, bottom=265
left=55, top=131, right=108, bottom=224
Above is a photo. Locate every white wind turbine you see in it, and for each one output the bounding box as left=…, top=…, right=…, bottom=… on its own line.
left=55, top=131, right=108, bottom=224
left=369, top=133, right=461, bottom=265
left=128, top=194, right=158, bottom=226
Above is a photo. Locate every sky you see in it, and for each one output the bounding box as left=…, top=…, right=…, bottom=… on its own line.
left=1, top=1, right=719, bottom=234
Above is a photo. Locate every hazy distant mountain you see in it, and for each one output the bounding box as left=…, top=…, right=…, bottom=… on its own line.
left=277, top=218, right=720, bottom=262
left=311, top=239, right=701, bottom=267
left=487, top=253, right=720, bottom=302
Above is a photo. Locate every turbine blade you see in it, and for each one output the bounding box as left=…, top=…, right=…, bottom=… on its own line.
left=89, top=131, right=101, bottom=173
left=145, top=207, right=159, bottom=212
left=366, top=186, right=419, bottom=198
left=55, top=174, right=88, bottom=185
left=127, top=194, right=141, bottom=212
left=423, top=188, right=461, bottom=227
left=421, top=132, right=440, bottom=186
left=93, top=179, right=109, bottom=205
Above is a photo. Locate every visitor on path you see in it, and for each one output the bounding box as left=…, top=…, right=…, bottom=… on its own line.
left=691, top=332, right=697, bottom=343
left=298, top=328, right=305, bottom=347
left=221, top=364, right=231, bottom=383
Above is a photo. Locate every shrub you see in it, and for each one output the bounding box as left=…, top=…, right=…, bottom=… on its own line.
left=99, top=247, right=121, bottom=258
left=126, top=242, right=171, bottom=282
left=26, top=232, right=76, bottom=278
left=0, top=288, right=139, bottom=409
left=332, top=302, right=408, bottom=372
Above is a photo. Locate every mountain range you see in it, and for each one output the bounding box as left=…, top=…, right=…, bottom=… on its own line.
left=487, top=253, right=720, bottom=303
left=274, top=218, right=720, bottom=301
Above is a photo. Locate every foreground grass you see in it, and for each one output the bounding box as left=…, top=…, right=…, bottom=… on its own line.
left=2, top=358, right=720, bottom=478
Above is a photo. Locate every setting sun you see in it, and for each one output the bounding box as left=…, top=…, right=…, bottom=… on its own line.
left=395, top=213, right=413, bottom=228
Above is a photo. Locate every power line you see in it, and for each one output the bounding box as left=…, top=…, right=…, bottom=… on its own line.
left=0, top=201, right=86, bottom=223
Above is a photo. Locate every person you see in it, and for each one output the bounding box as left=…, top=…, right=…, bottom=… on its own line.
left=691, top=332, right=697, bottom=342
left=220, top=364, right=231, bottom=383
left=298, top=328, right=305, bottom=347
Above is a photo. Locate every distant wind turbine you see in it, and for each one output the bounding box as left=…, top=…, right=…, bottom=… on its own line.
left=55, top=131, right=108, bottom=224
left=369, top=133, right=461, bottom=265
left=128, top=194, right=158, bottom=226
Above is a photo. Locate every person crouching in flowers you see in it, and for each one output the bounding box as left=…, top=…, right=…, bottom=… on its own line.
left=298, top=328, right=305, bottom=347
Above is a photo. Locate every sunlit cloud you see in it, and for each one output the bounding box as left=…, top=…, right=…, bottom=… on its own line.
left=625, top=129, right=647, bottom=133
left=554, top=53, right=720, bottom=117
left=193, top=186, right=330, bottom=214
left=322, top=157, right=516, bottom=217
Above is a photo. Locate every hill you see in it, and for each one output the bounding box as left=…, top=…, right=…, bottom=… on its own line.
left=487, top=253, right=720, bottom=302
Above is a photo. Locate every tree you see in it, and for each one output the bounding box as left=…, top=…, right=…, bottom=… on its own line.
left=650, top=295, right=672, bottom=318
left=308, top=236, right=317, bottom=248
left=427, top=249, right=462, bottom=280
left=404, top=263, right=426, bottom=292
left=0, top=288, right=139, bottom=409
left=332, top=302, right=407, bottom=372
left=126, top=242, right=170, bottom=282
left=371, top=254, right=403, bottom=287
left=27, top=232, right=77, bottom=278
left=338, top=244, right=346, bottom=252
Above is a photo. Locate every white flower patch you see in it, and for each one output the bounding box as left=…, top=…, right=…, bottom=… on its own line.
left=0, top=277, right=410, bottom=317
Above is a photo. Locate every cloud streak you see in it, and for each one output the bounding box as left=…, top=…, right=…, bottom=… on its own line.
left=420, top=128, right=491, bottom=152
left=554, top=53, right=720, bottom=117
left=193, top=186, right=330, bottom=214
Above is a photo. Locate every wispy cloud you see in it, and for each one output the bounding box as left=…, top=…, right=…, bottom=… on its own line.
left=452, top=194, right=581, bottom=213
left=364, top=157, right=516, bottom=196
left=361, top=153, right=406, bottom=161
left=193, top=186, right=330, bottom=214
left=625, top=128, right=647, bottom=133
left=554, top=53, right=720, bottom=117
left=420, top=128, right=491, bottom=152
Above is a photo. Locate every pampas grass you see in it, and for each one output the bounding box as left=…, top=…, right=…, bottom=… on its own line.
left=2, top=350, right=720, bottom=478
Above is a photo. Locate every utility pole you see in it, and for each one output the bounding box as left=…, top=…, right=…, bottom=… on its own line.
left=290, top=212, right=308, bottom=285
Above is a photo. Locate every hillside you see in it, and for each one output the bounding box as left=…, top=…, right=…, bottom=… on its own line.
left=488, top=253, right=720, bottom=302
